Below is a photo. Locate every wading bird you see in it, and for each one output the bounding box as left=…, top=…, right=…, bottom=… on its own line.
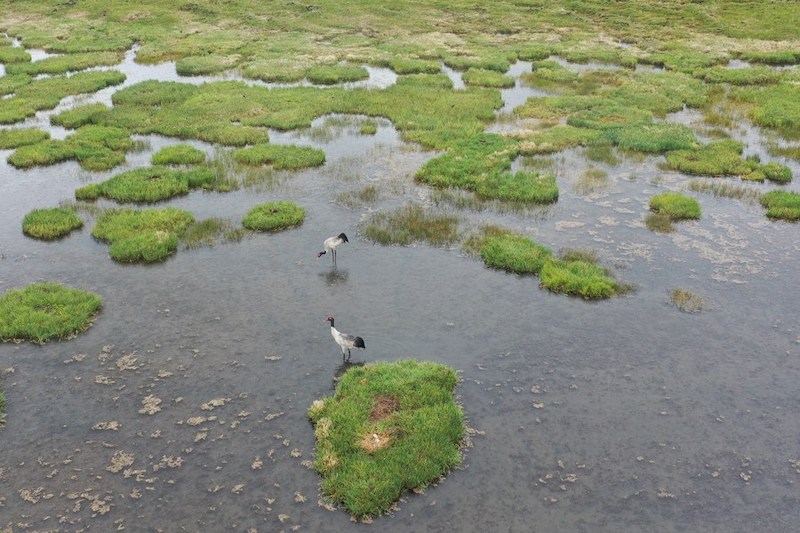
left=326, top=315, right=365, bottom=361
left=317, top=233, right=349, bottom=264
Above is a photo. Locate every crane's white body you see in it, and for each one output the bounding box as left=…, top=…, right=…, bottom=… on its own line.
left=326, top=316, right=365, bottom=360
left=318, top=233, right=349, bottom=264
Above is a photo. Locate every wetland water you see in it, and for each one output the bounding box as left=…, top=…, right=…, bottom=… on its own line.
left=1, top=52, right=800, bottom=533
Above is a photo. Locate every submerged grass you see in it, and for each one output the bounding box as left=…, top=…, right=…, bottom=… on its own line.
left=92, top=207, right=195, bottom=263
left=242, top=201, right=305, bottom=232
left=669, top=288, right=704, bottom=313
left=22, top=207, right=83, bottom=240
left=0, top=282, right=102, bottom=344
left=308, top=359, right=463, bottom=519
left=362, top=204, right=460, bottom=247
left=687, top=179, right=762, bottom=203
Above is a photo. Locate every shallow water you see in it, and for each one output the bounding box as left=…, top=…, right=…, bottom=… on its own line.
left=1, top=49, right=800, bottom=533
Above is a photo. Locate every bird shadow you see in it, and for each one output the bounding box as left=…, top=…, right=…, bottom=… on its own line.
left=333, top=360, right=365, bottom=385
left=319, top=267, right=348, bottom=286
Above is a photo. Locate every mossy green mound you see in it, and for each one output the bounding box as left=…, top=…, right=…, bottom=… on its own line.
left=22, top=207, right=83, bottom=240
left=759, top=190, right=800, bottom=221
left=476, top=171, right=559, bottom=203
left=608, top=123, right=697, bottom=152
left=92, top=207, right=195, bottom=262
left=233, top=144, right=326, bottom=170
left=462, top=68, right=515, bottom=88
left=242, top=201, right=305, bottom=232
left=539, top=258, right=621, bottom=300
left=5, top=51, right=123, bottom=76
left=0, top=282, right=102, bottom=344
left=50, top=104, right=112, bottom=129
left=175, top=54, right=242, bottom=76
left=151, top=144, right=207, bottom=165
left=480, top=233, right=553, bottom=275
left=664, top=140, right=754, bottom=177
left=649, top=192, right=701, bottom=220
left=0, top=128, right=49, bottom=149
left=306, top=64, right=369, bottom=85
left=415, top=133, right=517, bottom=190
left=8, top=125, right=133, bottom=171
left=76, top=166, right=217, bottom=203
left=308, top=359, right=463, bottom=518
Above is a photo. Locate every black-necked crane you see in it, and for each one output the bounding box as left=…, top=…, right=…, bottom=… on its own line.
left=317, top=233, right=348, bottom=264
left=326, top=315, right=365, bottom=361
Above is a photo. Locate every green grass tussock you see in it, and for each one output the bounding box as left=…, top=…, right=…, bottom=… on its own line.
left=8, top=125, right=132, bottom=171
left=759, top=190, right=800, bottom=221
left=462, top=68, right=515, bottom=89
left=0, top=282, right=102, bottom=344
left=51, top=104, right=112, bottom=129
left=175, top=54, right=242, bottom=76
left=308, top=359, right=463, bottom=518
left=0, top=46, right=31, bottom=63
left=305, top=64, right=369, bottom=85
left=664, top=140, right=752, bottom=177
left=539, top=258, right=621, bottom=300
left=78, top=166, right=220, bottom=203
left=4, top=51, right=123, bottom=76
left=233, top=144, right=325, bottom=170
left=363, top=204, right=461, bottom=247
left=480, top=232, right=553, bottom=275
left=22, top=207, right=83, bottom=240
left=515, top=125, right=604, bottom=155
left=415, top=133, right=516, bottom=190
left=476, top=171, right=559, bottom=203
left=696, top=65, right=779, bottom=86
left=649, top=192, right=701, bottom=220
left=92, top=207, right=195, bottom=262
left=0, top=128, right=49, bottom=149
left=608, top=123, right=697, bottom=152
left=242, top=201, right=305, bottom=232
left=152, top=144, right=206, bottom=165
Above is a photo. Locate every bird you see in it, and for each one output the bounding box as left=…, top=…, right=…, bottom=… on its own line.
left=326, top=315, right=365, bottom=361
left=317, top=233, right=349, bottom=264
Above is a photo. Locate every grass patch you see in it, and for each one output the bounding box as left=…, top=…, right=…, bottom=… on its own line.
left=334, top=185, right=379, bottom=208
left=567, top=105, right=653, bottom=131
left=415, top=134, right=517, bottom=190
left=233, top=144, right=325, bottom=170
left=0, top=46, right=31, bottom=63
left=242, top=200, right=305, bottom=232
left=649, top=192, right=701, bottom=220
left=360, top=119, right=378, bottom=135
left=308, top=359, right=463, bottom=519
left=665, top=140, right=754, bottom=177
left=22, top=207, right=83, bottom=240
left=759, top=190, right=800, bottom=221
left=539, top=258, right=622, bottom=300
left=51, top=103, right=112, bottom=129
left=476, top=171, right=559, bottom=204
left=362, top=204, right=460, bottom=247
left=5, top=51, right=123, bottom=76
left=515, top=125, right=605, bottom=155
left=8, top=125, right=133, bottom=171
left=760, top=162, right=792, bottom=184
left=306, top=64, right=369, bottom=85
left=0, top=128, right=49, bottom=149
left=696, top=65, right=779, bottom=86
left=669, top=288, right=704, bottom=313
left=92, top=207, right=195, bottom=263
left=574, top=167, right=609, bottom=195
left=479, top=231, right=553, bottom=275
left=462, top=68, right=515, bottom=89
left=175, top=54, right=242, bottom=76
left=151, top=144, right=206, bottom=165
left=242, top=59, right=307, bottom=83
left=0, top=282, right=102, bottom=344
left=388, top=57, right=441, bottom=75
left=608, top=123, right=698, bottom=152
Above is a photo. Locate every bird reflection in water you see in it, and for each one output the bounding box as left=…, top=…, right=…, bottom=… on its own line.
left=320, top=268, right=348, bottom=286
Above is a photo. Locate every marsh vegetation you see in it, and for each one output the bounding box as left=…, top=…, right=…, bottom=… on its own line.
left=1, top=1, right=800, bottom=531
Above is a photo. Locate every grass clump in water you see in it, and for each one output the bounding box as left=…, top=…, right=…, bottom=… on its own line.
left=416, top=134, right=517, bottom=190
left=0, top=282, right=102, bottom=344
left=152, top=144, right=206, bottom=165
left=363, top=204, right=460, bottom=247
left=388, top=58, right=441, bottom=75
left=0, top=46, right=31, bottom=64
left=76, top=166, right=219, bottom=203
left=516, top=125, right=604, bottom=155
left=306, top=64, right=369, bottom=85
left=242, top=201, right=305, bottom=232
left=308, top=359, right=463, bottom=519
left=233, top=144, right=325, bottom=170
left=567, top=105, right=653, bottom=131
left=175, top=54, right=242, bottom=76
left=360, top=119, right=378, bottom=135
left=696, top=65, right=779, bottom=86
left=22, top=207, right=83, bottom=240
left=476, top=171, right=559, bottom=204
left=649, top=192, right=701, bottom=220
left=479, top=231, right=553, bottom=275
left=539, top=257, right=622, bottom=300
left=759, top=190, right=800, bottom=221
left=645, top=213, right=675, bottom=233
left=92, top=207, right=195, bottom=263
left=334, top=185, right=379, bottom=208
left=51, top=104, right=112, bottom=129
left=0, top=128, right=49, bottom=149
left=182, top=218, right=244, bottom=248
left=687, top=179, right=761, bottom=203
left=5, top=51, right=123, bottom=76
left=608, top=123, right=697, bottom=152
left=8, top=125, right=133, bottom=171
left=664, top=140, right=754, bottom=177
left=760, top=162, right=792, bottom=184
left=669, top=288, right=704, bottom=313
left=462, top=68, right=515, bottom=89
left=574, top=167, right=609, bottom=195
